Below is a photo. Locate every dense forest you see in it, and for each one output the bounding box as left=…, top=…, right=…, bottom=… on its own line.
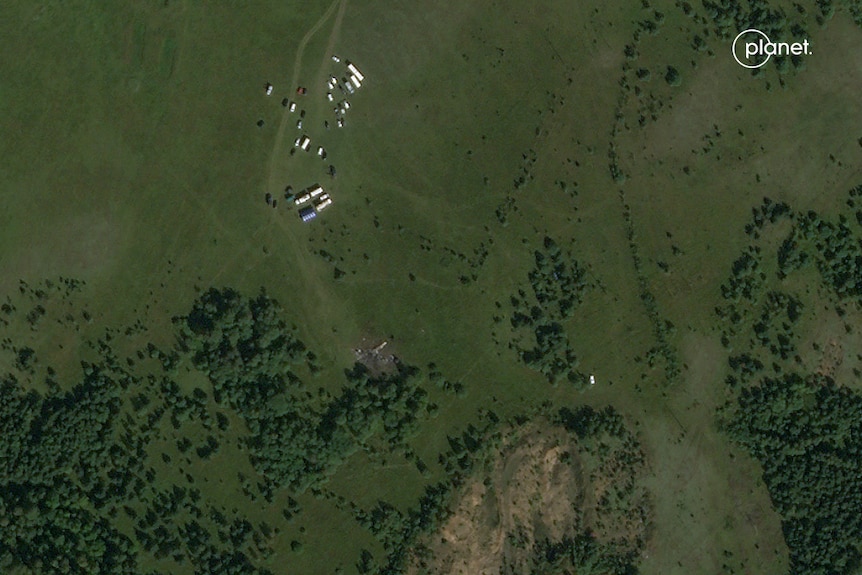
left=0, top=353, right=276, bottom=574
left=722, top=373, right=862, bottom=575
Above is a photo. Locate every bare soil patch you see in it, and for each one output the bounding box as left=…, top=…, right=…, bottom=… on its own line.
left=413, top=424, right=580, bottom=575
left=410, top=418, right=650, bottom=575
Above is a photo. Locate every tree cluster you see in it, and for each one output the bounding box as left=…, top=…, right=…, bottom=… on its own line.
left=701, top=0, right=802, bottom=40
left=795, top=211, right=862, bottom=301
left=426, top=362, right=467, bottom=397
left=177, top=288, right=434, bottom=495
left=530, top=532, right=639, bottom=575
left=557, top=405, right=649, bottom=552
left=713, top=192, right=862, bottom=573
left=508, top=237, right=591, bottom=386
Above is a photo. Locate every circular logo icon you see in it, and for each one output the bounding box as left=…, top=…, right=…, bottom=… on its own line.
left=732, top=28, right=772, bottom=69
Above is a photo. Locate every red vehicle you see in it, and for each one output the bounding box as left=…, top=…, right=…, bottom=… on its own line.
left=296, top=86, right=307, bottom=95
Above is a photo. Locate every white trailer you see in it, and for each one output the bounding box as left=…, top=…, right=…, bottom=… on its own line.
left=346, top=63, right=364, bottom=82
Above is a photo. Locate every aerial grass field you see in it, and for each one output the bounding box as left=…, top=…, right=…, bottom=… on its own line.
left=3, top=0, right=862, bottom=574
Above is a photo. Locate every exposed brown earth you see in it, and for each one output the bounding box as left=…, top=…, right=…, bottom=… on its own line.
left=409, top=419, right=650, bottom=575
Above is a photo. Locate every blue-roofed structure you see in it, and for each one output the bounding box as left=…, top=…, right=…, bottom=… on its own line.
left=299, top=206, right=317, bottom=222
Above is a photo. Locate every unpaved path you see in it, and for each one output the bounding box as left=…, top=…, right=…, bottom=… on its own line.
left=213, top=0, right=348, bottom=283
left=265, top=0, right=345, bottom=195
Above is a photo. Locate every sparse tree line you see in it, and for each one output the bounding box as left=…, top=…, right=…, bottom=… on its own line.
left=619, top=196, right=680, bottom=382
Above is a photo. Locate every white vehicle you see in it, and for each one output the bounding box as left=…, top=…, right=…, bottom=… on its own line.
left=294, top=192, right=311, bottom=205
left=342, top=100, right=350, bottom=110
left=349, top=75, right=361, bottom=89
left=289, top=102, right=297, bottom=112
left=296, top=120, right=303, bottom=129
left=265, top=83, right=273, bottom=95
left=337, top=118, right=344, bottom=128
left=294, top=137, right=301, bottom=147
left=346, top=62, right=364, bottom=82
left=327, top=92, right=334, bottom=101
left=317, top=146, right=325, bottom=157
left=308, top=184, right=324, bottom=198
left=298, top=135, right=311, bottom=151
left=331, top=55, right=341, bottom=62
